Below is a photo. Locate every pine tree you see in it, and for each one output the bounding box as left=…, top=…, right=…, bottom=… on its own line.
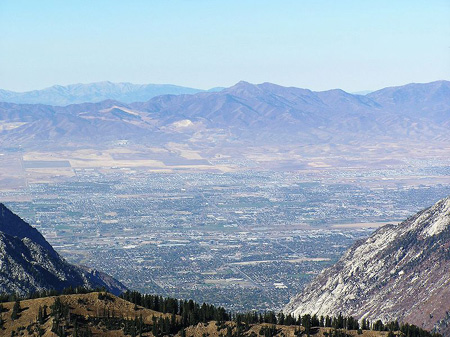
left=152, top=317, right=159, bottom=337
left=139, top=314, right=143, bottom=336
left=11, top=300, right=20, bottom=320
left=73, top=320, right=78, bottom=337
left=311, top=314, right=319, bottom=327
left=302, top=314, right=311, bottom=336
left=319, top=316, right=325, bottom=327
left=373, top=320, right=384, bottom=331
left=361, top=318, right=367, bottom=330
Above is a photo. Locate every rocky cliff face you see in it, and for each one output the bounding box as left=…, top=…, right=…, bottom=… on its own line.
left=0, top=203, right=127, bottom=295
left=285, top=197, right=450, bottom=335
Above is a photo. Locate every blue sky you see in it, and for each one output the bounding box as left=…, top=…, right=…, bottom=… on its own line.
left=1, top=0, right=449, bottom=92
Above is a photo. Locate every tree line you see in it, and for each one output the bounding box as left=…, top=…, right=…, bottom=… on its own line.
left=121, top=290, right=441, bottom=337
left=0, top=286, right=106, bottom=303
left=0, top=287, right=442, bottom=337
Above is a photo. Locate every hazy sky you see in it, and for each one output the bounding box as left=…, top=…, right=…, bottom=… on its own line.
left=1, top=0, right=449, bottom=92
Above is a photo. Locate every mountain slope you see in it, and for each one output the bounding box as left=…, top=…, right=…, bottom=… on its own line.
left=285, top=197, right=450, bottom=335
left=367, top=81, right=450, bottom=117
left=0, top=81, right=205, bottom=105
left=0, top=203, right=127, bottom=295
left=0, top=80, right=449, bottom=148
left=0, top=203, right=56, bottom=257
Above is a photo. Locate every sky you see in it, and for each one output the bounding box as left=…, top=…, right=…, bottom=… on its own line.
left=1, top=0, right=449, bottom=92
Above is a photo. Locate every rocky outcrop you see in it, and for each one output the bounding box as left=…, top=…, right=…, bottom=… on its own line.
left=285, top=197, right=450, bottom=335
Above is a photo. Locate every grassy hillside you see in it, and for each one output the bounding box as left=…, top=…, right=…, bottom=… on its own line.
left=0, top=292, right=439, bottom=337
left=1, top=292, right=170, bottom=336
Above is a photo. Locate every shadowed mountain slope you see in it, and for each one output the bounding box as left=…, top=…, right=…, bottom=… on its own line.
left=0, top=203, right=127, bottom=296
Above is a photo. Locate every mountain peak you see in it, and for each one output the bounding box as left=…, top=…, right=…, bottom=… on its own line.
left=225, top=81, right=293, bottom=97
left=367, top=80, right=450, bottom=108
left=221, top=81, right=267, bottom=98
left=236, top=80, right=253, bottom=86
left=227, top=80, right=257, bottom=90
left=418, top=196, right=450, bottom=238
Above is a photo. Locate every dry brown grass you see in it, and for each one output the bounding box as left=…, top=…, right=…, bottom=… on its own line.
left=1, top=292, right=171, bottom=336
left=184, top=321, right=390, bottom=337
left=0, top=293, right=394, bottom=337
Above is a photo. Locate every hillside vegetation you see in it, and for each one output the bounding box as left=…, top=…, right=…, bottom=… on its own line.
left=0, top=290, right=440, bottom=337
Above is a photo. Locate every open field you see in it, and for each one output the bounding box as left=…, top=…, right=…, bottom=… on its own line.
left=331, top=222, right=391, bottom=229
left=229, top=258, right=331, bottom=266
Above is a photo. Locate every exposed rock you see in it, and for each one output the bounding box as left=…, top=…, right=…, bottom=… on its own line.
left=285, top=197, right=450, bottom=335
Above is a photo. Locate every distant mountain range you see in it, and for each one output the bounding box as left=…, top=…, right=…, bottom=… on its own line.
left=0, top=81, right=224, bottom=106
left=0, top=80, right=448, bottom=149
left=285, top=196, right=450, bottom=336
left=0, top=203, right=127, bottom=295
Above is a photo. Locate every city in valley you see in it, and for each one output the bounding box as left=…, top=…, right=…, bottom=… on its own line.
left=1, top=146, right=449, bottom=311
